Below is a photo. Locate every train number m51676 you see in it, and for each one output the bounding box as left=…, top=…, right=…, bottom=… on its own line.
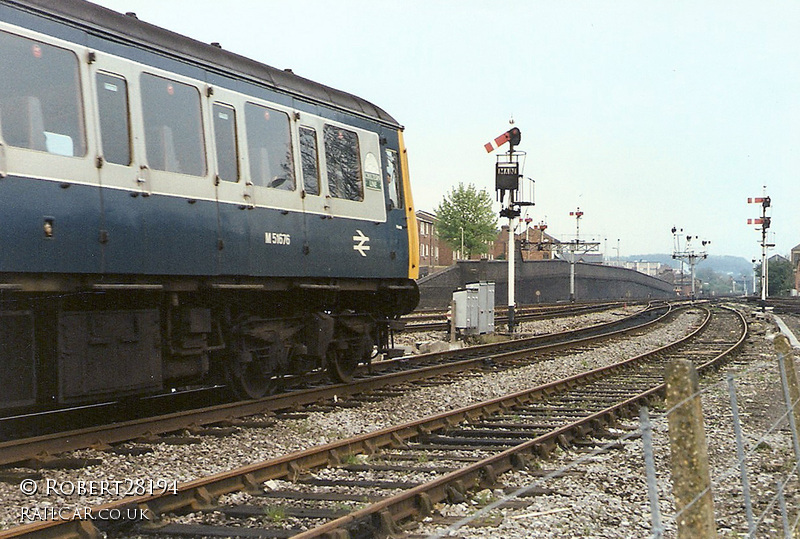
left=264, top=232, right=291, bottom=245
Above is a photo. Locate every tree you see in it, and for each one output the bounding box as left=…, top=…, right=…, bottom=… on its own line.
left=768, top=258, right=794, bottom=296
left=696, top=267, right=736, bottom=296
left=755, top=258, right=795, bottom=296
left=435, top=183, right=498, bottom=259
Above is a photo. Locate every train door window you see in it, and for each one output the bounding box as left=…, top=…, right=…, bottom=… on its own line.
left=244, top=102, right=295, bottom=190
left=0, top=30, right=86, bottom=156
left=323, top=125, right=362, bottom=201
left=299, top=126, right=319, bottom=196
left=140, top=73, right=205, bottom=176
left=212, top=103, right=239, bottom=182
left=95, top=72, right=131, bottom=165
left=384, top=149, right=403, bottom=209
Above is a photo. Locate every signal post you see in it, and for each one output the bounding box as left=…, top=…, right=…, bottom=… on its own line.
left=485, top=126, right=531, bottom=333
left=671, top=229, right=710, bottom=301
left=558, top=208, right=599, bottom=303
left=747, top=194, right=773, bottom=310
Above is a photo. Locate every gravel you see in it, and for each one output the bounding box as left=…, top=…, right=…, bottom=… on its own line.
left=4, top=304, right=796, bottom=538
left=394, top=305, right=645, bottom=352
left=413, top=307, right=800, bottom=538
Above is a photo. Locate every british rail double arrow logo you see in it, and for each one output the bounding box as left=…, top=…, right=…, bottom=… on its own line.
left=353, top=230, right=370, bottom=257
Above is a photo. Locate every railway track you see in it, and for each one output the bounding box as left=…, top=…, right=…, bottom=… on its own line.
left=401, top=300, right=644, bottom=332
left=1, top=304, right=746, bottom=538
left=766, top=297, right=800, bottom=315
left=1, top=302, right=653, bottom=442
left=0, top=303, right=670, bottom=464
left=737, top=296, right=800, bottom=315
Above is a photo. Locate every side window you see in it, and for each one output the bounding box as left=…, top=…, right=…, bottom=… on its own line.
left=0, top=30, right=86, bottom=156
left=244, top=102, right=295, bottom=190
left=140, top=73, right=205, bottom=176
left=96, top=72, right=131, bottom=165
left=385, top=149, right=403, bottom=209
left=299, top=126, right=319, bottom=196
left=324, top=125, right=362, bottom=202
left=212, top=103, right=238, bottom=182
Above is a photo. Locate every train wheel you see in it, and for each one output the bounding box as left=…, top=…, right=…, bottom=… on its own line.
left=224, top=353, right=281, bottom=400
left=327, top=346, right=359, bottom=383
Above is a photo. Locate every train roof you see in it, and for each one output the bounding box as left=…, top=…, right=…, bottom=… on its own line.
left=6, top=0, right=402, bottom=128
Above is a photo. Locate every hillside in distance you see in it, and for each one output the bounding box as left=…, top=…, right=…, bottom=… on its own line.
left=626, top=254, right=754, bottom=277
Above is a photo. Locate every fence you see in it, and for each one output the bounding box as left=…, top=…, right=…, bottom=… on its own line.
left=640, top=332, right=800, bottom=538
left=429, top=317, right=800, bottom=538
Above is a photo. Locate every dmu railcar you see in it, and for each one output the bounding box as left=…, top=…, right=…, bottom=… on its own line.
left=0, top=0, right=420, bottom=408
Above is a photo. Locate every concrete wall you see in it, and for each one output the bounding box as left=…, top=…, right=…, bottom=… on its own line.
left=417, top=259, right=674, bottom=309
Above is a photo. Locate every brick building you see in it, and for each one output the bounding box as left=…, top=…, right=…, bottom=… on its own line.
left=416, top=210, right=453, bottom=276
left=491, top=224, right=559, bottom=261
left=792, top=243, right=800, bottom=294
left=416, top=211, right=562, bottom=275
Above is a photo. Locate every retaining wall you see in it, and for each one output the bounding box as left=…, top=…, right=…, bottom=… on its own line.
left=417, top=259, right=674, bottom=309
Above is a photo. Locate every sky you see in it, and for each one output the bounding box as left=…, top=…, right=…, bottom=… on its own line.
left=90, top=0, right=800, bottom=260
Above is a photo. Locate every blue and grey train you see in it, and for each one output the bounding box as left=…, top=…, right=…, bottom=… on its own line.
left=0, top=0, right=420, bottom=408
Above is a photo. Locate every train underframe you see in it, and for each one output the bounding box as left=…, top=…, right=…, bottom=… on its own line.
left=0, top=276, right=419, bottom=410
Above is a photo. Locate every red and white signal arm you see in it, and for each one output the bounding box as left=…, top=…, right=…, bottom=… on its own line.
left=484, top=127, right=521, bottom=153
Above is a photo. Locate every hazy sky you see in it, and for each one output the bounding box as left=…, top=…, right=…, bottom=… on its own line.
left=90, top=0, right=799, bottom=259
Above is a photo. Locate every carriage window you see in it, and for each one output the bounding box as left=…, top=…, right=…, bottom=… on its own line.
left=96, top=72, right=131, bottom=165
left=0, top=30, right=86, bottom=156
left=212, top=103, right=238, bottom=182
left=244, top=102, right=294, bottom=190
left=324, top=125, right=362, bottom=201
left=299, top=127, right=319, bottom=196
left=140, top=73, right=205, bottom=176
left=385, top=149, right=402, bottom=209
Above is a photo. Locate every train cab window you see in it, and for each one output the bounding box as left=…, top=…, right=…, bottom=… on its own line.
left=0, top=30, right=86, bottom=156
left=212, top=103, right=239, bottom=182
left=385, top=149, right=403, bottom=209
left=299, top=126, right=319, bottom=196
left=324, top=125, right=362, bottom=202
left=96, top=72, right=131, bottom=165
left=140, top=73, right=205, bottom=176
left=245, top=102, right=295, bottom=190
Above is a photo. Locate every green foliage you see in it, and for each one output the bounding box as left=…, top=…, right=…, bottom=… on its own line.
left=754, top=258, right=795, bottom=296
left=768, top=258, right=794, bottom=296
left=434, top=183, right=498, bottom=258
left=342, top=453, right=360, bottom=465
left=473, top=489, right=497, bottom=506
left=696, top=267, right=738, bottom=296
left=263, top=506, right=286, bottom=522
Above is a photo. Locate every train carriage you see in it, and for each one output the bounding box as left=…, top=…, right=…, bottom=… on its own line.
left=0, top=0, right=419, bottom=407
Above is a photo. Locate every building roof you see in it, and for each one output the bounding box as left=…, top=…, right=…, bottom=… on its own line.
left=415, top=210, right=437, bottom=223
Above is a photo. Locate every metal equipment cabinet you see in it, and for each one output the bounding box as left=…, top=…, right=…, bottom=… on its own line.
left=452, top=281, right=495, bottom=335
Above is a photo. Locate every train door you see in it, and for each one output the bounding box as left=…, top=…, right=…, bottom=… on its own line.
left=297, top=119, right=327, bottom=277
left=383, top=143, right=410, bottom=278
left=208, top=94, right=250, bottom=275
left=242, top=101, right=305, bottom=278
left=134, top=72, right=217, bottom=276
left=0, top=28, right=102, bottom=276
left=87, top=55, right=145, bottom=275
